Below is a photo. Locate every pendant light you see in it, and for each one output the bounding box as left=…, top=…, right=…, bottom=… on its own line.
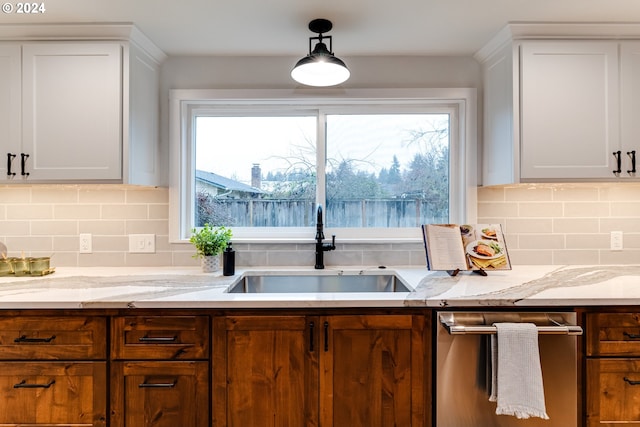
left=291, top=18, right=350, bottom=87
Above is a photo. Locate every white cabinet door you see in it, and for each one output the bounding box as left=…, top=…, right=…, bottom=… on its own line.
left=620, top=42, right=640, bottom=178
left=520, top=41, right=620, bottom=180
left=0, top=44, right=21, bottom=180
left=22, top=43, right=122, bottom=180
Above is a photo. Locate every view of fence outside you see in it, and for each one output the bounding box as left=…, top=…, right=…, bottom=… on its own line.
left=195, top=197, right=448, bottom=228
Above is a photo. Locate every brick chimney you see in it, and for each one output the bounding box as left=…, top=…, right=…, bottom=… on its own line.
left=251, top=164, right=261, bottom=189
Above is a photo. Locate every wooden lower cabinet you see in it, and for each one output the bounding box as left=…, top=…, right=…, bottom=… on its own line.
left=111, top=361, right=209, bottom=427
left=0, top=361, right=107, bottom=426
left=586, top=311, right=640, bottom=427
left=213, top=313, right=429, bottom=427
left=586, top=358, right=640, bottom=426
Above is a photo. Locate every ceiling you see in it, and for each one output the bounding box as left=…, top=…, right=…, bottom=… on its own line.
left=2, top=0, right=640, bottom=56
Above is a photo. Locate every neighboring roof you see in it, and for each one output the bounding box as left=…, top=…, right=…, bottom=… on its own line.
left=196, top=170, right=264, bottom=194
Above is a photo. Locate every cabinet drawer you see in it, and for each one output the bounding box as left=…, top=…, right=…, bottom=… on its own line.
left=0, top=316, right=107, bottom=360
left=586, top=358, right=640, bottom=426
left=0, top=361, right=107, bottom=426
left=111, top=315, right=209, bottom=360
left=111, top=361, right=209, bottom=427
left=587, top=313, right=640, bottom=356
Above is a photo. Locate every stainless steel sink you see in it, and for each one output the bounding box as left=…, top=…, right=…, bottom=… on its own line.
left=227, top=273, right=411, bottom=293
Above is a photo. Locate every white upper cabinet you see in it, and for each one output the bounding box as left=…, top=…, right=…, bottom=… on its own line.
left=520, top=41, right=620, bottom=180
left=0, top=25, right=165, bottom=184
left=0, top=44, right=21, bottom=179
left=478, top=24, right=640, bottom=184
left=620, top=42, right=640, bottom=178
left=22, top=43, right=122, bottom=181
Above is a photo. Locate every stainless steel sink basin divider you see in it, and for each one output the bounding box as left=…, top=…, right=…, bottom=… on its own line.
left=227, top=272, right=411, bottom=293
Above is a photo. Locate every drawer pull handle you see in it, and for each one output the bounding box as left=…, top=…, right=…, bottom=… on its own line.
left=14, top=379, right=55, bottom=389
left=139, top=380, right=177, bottom=388
left=624, top=377, right=640, bottom=386
left=623, top=332, right=640, bottom=340
left=138, top=335, right=178, bottom=342
left=14, top=334, right=56, bottom=343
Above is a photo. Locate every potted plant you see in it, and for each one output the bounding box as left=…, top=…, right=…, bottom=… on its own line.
left=189, top=224, right=232, bottom=272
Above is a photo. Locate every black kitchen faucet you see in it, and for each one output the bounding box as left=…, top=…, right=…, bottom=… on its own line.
left=314, top=205, right=336, bottom=269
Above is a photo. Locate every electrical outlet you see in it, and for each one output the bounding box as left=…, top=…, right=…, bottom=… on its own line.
left=79, top=233, right=92, bottom=253
left=129, top=234, right=156, bottom=253
left=611, top=231, right=623, bottom=251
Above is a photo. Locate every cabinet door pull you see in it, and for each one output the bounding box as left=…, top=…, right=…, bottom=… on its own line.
left=138, top=335, right=178, bottom=342
left=309, top=321, right=315, bottom=352
left=613, top=150, right=622, bottom=176
left=6, top=153, right=16, bottom=177
left=20, top=153, right=29, bottom=177
left=624, top=377, right=640, bottom=386
left=623, top=331, right=640, bottom=339
left=628, top=150, right=637, bottom=174
left=324, top=321, right=329, bottom=352
left=14, top=334, right=56, bottom=343
left=139, top=379, right=177, bottom=388
left=14, top=379, right=55, bottom=389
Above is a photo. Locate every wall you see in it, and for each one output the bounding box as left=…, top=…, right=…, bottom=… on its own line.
left=158, top=55, right=483, bottom=187
left=2, top=183, right=640, bottom=267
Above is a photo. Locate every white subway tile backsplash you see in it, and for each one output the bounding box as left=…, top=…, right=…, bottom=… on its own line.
left=553, top=218, right=599, bottom=233
left=101, top=204, right=148, bottom=220
left=79, top=188, right=126, bottom=203
left=517, top=202, right=563, bottom=217
left=563, top=202, right=610, bottom=218
left=518, top=234, right=565, bottom=250
left=478, top=202, right=518, bottom=217
left=6, top=205, right=53, bottom=220
left=553, top=250, right=600, bottom=265
left=507, top=250, right=553, bottom=265
left=31, top=220, right=78, bottom=236
left=54, top=204, right=101, bottom=220
left=1, top=182, right=640, bottom=268
left=600, top=218, right=640, bottom=233
left=505, top=186, right=553, bottom=201
left=506, top=218, right=553, bottom=234
left=551, top=186, right=599, bottom=201
left=600, top=250, right=640, bottom=264
left=0, top=187, right=30, bottom=203
left=32, top=187, right=79, bottom=203
left=0, top=221, right=30, bottom=236
left=610, top=202, right=640, bottom=217
left=565, top=234, right=609, bottom=250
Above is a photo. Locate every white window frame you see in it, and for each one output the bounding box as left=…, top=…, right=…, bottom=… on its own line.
left=169, top=88, right=477, bottom=243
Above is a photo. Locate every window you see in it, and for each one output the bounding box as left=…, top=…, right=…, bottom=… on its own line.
left=169, top=89, right=477, bottom=242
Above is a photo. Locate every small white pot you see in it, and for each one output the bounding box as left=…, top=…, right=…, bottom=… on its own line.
left=201, top=255, right=220, bottom=273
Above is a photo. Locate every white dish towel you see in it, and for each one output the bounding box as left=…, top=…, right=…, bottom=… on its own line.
left=489, top=322, right=550, bottom=420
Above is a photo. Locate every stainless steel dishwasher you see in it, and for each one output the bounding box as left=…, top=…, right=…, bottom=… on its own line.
left=436, top=311, right=582, bottom=427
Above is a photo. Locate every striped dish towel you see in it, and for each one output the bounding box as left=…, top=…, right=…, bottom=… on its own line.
left=489, top=322, right=549, bottom=420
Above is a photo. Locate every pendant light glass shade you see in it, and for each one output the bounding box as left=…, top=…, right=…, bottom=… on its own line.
left=291, top=19, right=350, bottom=87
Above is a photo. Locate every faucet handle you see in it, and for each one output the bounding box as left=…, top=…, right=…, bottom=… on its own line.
left=331, top=235, right=336, bottom=248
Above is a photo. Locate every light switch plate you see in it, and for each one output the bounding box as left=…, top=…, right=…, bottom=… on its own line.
left=129, top=234, right=156, bottom=253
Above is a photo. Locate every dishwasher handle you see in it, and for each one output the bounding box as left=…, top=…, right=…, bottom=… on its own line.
left=439, top=313, right=583, bottom=336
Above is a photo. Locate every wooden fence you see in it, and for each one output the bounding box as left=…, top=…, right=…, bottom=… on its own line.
left=197, top=199, right=448, bottom=227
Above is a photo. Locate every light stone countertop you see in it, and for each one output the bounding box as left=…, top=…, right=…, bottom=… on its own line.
left=0, top=265, right=639, bottom=309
